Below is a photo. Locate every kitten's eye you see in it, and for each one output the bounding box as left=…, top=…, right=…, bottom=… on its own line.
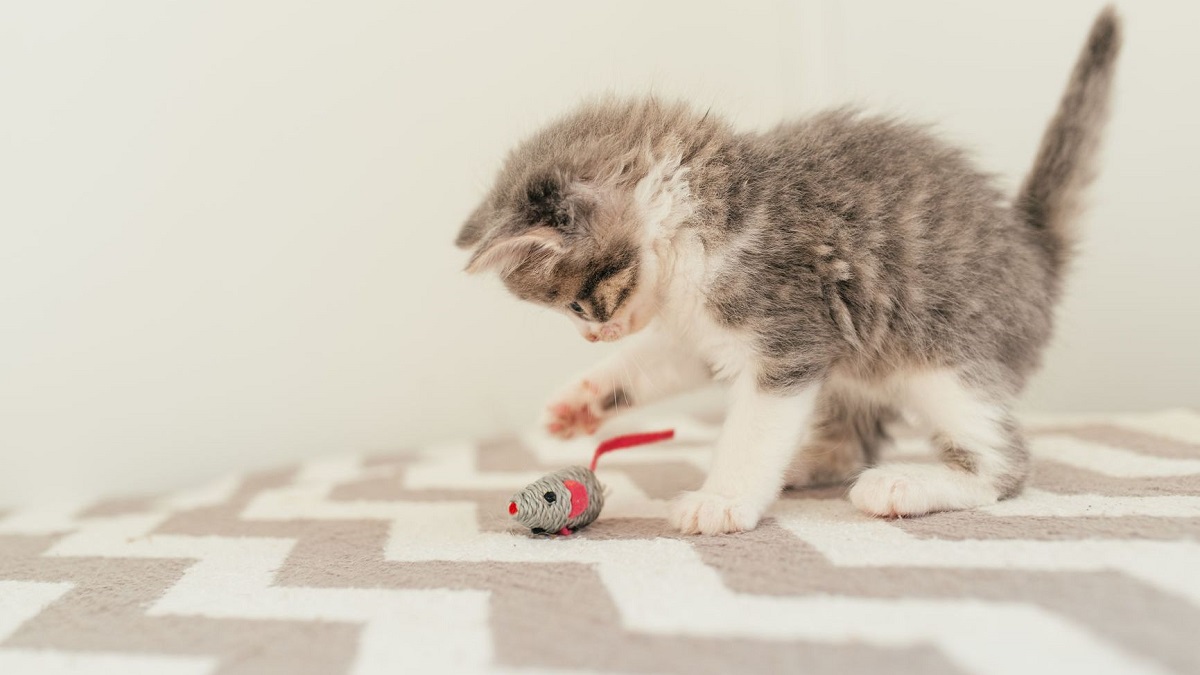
left=568, top=302, right=584, bottom=315
left=543, top=491, right=557, bottom=504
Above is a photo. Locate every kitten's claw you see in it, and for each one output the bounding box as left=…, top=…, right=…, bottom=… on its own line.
left=542, top=379, right=610, bottom=439
left=669, top=490, right=761, bottom=535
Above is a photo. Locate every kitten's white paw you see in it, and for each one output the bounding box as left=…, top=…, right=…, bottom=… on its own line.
left=849, top=463, right=999, bottom=518
left=669, top=491, right=762, bottom=535
left=542, top=379, right=610, bottom=439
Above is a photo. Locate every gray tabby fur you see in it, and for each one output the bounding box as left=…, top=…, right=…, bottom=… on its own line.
left=462, top=8, right=1122, bottom=526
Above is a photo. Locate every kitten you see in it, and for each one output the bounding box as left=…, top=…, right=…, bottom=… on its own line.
left=456, top=9, right=1121, bottom=534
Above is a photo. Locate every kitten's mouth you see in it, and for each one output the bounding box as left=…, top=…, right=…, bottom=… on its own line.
left=586, top=325, right=625, bottom=343
left=586, top=310, right=646, bottom=343
left=597, top=326, right=624, bottom=342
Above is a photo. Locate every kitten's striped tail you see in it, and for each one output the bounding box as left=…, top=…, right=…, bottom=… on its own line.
left=1018, top=6, right=1122, bottom=274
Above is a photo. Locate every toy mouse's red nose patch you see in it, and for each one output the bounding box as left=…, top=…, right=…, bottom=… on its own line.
left=508, top=502, right=518, bottom=515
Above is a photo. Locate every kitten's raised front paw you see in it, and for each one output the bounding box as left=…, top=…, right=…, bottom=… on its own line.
left=669, top=491, right=762, bottom=535
left=542, top=379, right=621, bottom=439
left=848, top=463, right=999, bottom=518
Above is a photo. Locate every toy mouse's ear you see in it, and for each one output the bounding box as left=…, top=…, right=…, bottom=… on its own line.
left=562, top=479, right=590, bottom=518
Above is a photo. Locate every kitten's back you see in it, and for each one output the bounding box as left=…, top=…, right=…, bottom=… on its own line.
left=707, top=9, right=1122, bottom=388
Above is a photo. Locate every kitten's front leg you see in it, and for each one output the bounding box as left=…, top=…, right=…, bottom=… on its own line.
left=544, top=331, right=711, bottom=438
left=671, top=372, right=818, bottom=534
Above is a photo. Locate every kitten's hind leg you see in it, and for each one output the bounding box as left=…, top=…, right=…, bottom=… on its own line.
left=785, top=387, right=893, bottom=489
left=848, top=371, right=1030, bottom=518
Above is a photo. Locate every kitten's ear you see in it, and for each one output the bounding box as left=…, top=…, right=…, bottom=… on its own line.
left=455, top=202, right=492, bottom=249
left=465, top=227, right=563, bottom=275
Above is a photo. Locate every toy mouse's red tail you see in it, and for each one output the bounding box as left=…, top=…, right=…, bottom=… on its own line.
left=590, top=430, right=675, bottom=472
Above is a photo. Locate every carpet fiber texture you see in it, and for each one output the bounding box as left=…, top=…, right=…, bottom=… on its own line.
left=1, top=409, right=1199, bottom=675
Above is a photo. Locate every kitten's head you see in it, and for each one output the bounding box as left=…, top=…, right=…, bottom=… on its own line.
left=456, top=99, right=706, bottom=342
left=456, top=172, right=654, bottom=343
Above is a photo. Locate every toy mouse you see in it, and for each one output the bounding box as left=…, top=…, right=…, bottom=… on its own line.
left=508, top=429, right=674, bottom=536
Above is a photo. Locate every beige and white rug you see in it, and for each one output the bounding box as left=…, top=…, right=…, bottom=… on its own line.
left=2, top=409, right=1199, bottom=675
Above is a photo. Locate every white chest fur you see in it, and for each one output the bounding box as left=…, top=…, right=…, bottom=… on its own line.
left=653, top=233, right=757, bottom=381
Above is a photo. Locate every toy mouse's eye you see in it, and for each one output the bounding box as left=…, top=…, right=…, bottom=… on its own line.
left=568, top=302, right=584, bottom=315
left=543, top=491, right=557, bottom=503
left=531, top=527, right=546, bottom=535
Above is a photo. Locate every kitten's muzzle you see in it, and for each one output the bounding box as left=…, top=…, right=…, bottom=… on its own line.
left=581, top=321, right=626, bottom=343
left=598, top=323, right=625, bottom=341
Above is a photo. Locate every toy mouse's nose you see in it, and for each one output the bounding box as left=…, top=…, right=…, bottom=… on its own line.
left=508, top=502, right=518, bottom=515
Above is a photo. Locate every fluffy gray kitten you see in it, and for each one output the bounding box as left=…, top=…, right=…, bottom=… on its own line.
left=457, top=9, right=1121, bottom=534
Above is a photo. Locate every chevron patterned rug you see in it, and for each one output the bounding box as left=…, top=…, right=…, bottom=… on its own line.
left=1, top=409, right=1198, bottom=675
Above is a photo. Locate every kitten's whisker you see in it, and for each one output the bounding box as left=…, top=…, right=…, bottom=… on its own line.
left=627, top=352, right=662, bottom=400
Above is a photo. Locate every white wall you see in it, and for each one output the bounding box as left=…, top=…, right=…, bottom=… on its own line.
left=1, top=1, right=1196, bottom=506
